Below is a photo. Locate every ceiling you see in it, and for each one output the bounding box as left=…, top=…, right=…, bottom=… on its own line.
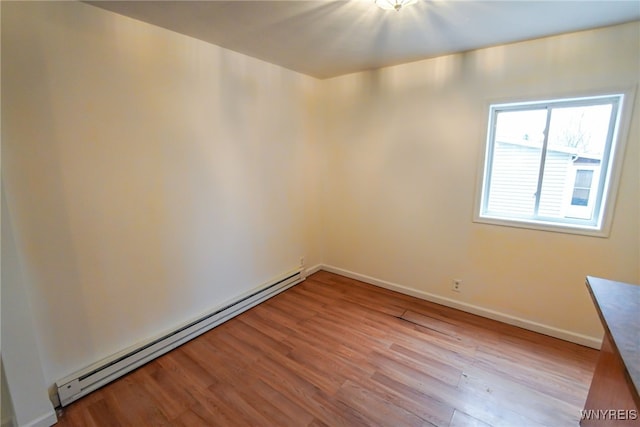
left=87, top=0, right=640, bottom=79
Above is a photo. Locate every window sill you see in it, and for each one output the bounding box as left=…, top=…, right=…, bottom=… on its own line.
left=473, top=215, right=609, bottom=238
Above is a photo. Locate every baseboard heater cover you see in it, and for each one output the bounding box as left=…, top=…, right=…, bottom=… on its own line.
left=56, top=269, right=304, bottom=407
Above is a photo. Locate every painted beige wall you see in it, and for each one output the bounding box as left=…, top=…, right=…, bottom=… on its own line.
left=321, top=21, right=640, bottom=342
left=2, top=1, right=322, bottom=389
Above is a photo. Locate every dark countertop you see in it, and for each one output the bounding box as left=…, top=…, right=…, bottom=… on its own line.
left=586, top=276, right=640, bottom=398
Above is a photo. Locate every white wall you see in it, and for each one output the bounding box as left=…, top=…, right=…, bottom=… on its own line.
left=1, top=187, right=56, bottom=426
left=321, top=22, right=640, bottom=343
left=2, top=0, right=322, bottom=400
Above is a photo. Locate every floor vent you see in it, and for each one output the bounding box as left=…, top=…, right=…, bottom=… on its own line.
left=56, top=269, right=304, bottom=406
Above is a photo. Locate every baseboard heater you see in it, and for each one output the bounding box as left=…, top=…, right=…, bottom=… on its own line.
left=56, top=268, right=304, bottom=407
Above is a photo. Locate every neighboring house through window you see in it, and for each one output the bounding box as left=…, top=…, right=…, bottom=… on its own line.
left=475, top=93, right=630, bottom=236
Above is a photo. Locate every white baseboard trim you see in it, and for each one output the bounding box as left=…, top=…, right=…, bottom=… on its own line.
left=319, top=265, right=602, bottom=349
left=16, top=410, right=57, bottom=427
left=304, top=263, right=323, bottom=277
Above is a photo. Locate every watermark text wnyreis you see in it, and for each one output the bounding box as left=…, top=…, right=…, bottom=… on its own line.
left=580, top=409, right=638, bottom=421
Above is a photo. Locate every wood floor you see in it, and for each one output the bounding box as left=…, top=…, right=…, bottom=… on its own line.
left=56, top=271, right=599, bottom=426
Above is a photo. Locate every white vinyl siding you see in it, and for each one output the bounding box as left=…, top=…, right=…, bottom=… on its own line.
left=487, top=142, right=578, bottom=218
left=538, top=150, right=573, bottom=218
left=486, top=141, right=541, bottom=217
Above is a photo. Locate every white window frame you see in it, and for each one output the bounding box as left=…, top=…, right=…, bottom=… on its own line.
left=474, top=91, right=634, bottom=237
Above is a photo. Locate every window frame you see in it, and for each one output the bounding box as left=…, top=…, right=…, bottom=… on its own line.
left=474, top=91, right=634, bottom=237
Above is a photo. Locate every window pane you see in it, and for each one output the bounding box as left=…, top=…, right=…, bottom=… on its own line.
left=547, top=104, right=612, bottom=157
left=571, top=188, right=590, bottom=206
left=486, top=109, right=547, bottom=216
left=538, top=105, right=609, bottom=218
left=574, top=169, right=594, bottom=188
left=538, top=149, right=572, bottom=217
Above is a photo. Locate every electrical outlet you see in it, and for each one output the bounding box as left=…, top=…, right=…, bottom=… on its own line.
left=452, top=279, right=462, bottom=292
left=299, top=256, right=305, bottom=267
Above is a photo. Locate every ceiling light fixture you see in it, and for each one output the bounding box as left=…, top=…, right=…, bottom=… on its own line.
left=374, top=0, right=418, bottom=12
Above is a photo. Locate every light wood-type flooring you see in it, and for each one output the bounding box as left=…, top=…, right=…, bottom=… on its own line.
left=56, top=271, right=599, bottom=426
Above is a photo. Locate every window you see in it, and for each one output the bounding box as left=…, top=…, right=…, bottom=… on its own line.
left=476, top=94, right=627, bottom=235
left=571, top=169, right=594, bottom=207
